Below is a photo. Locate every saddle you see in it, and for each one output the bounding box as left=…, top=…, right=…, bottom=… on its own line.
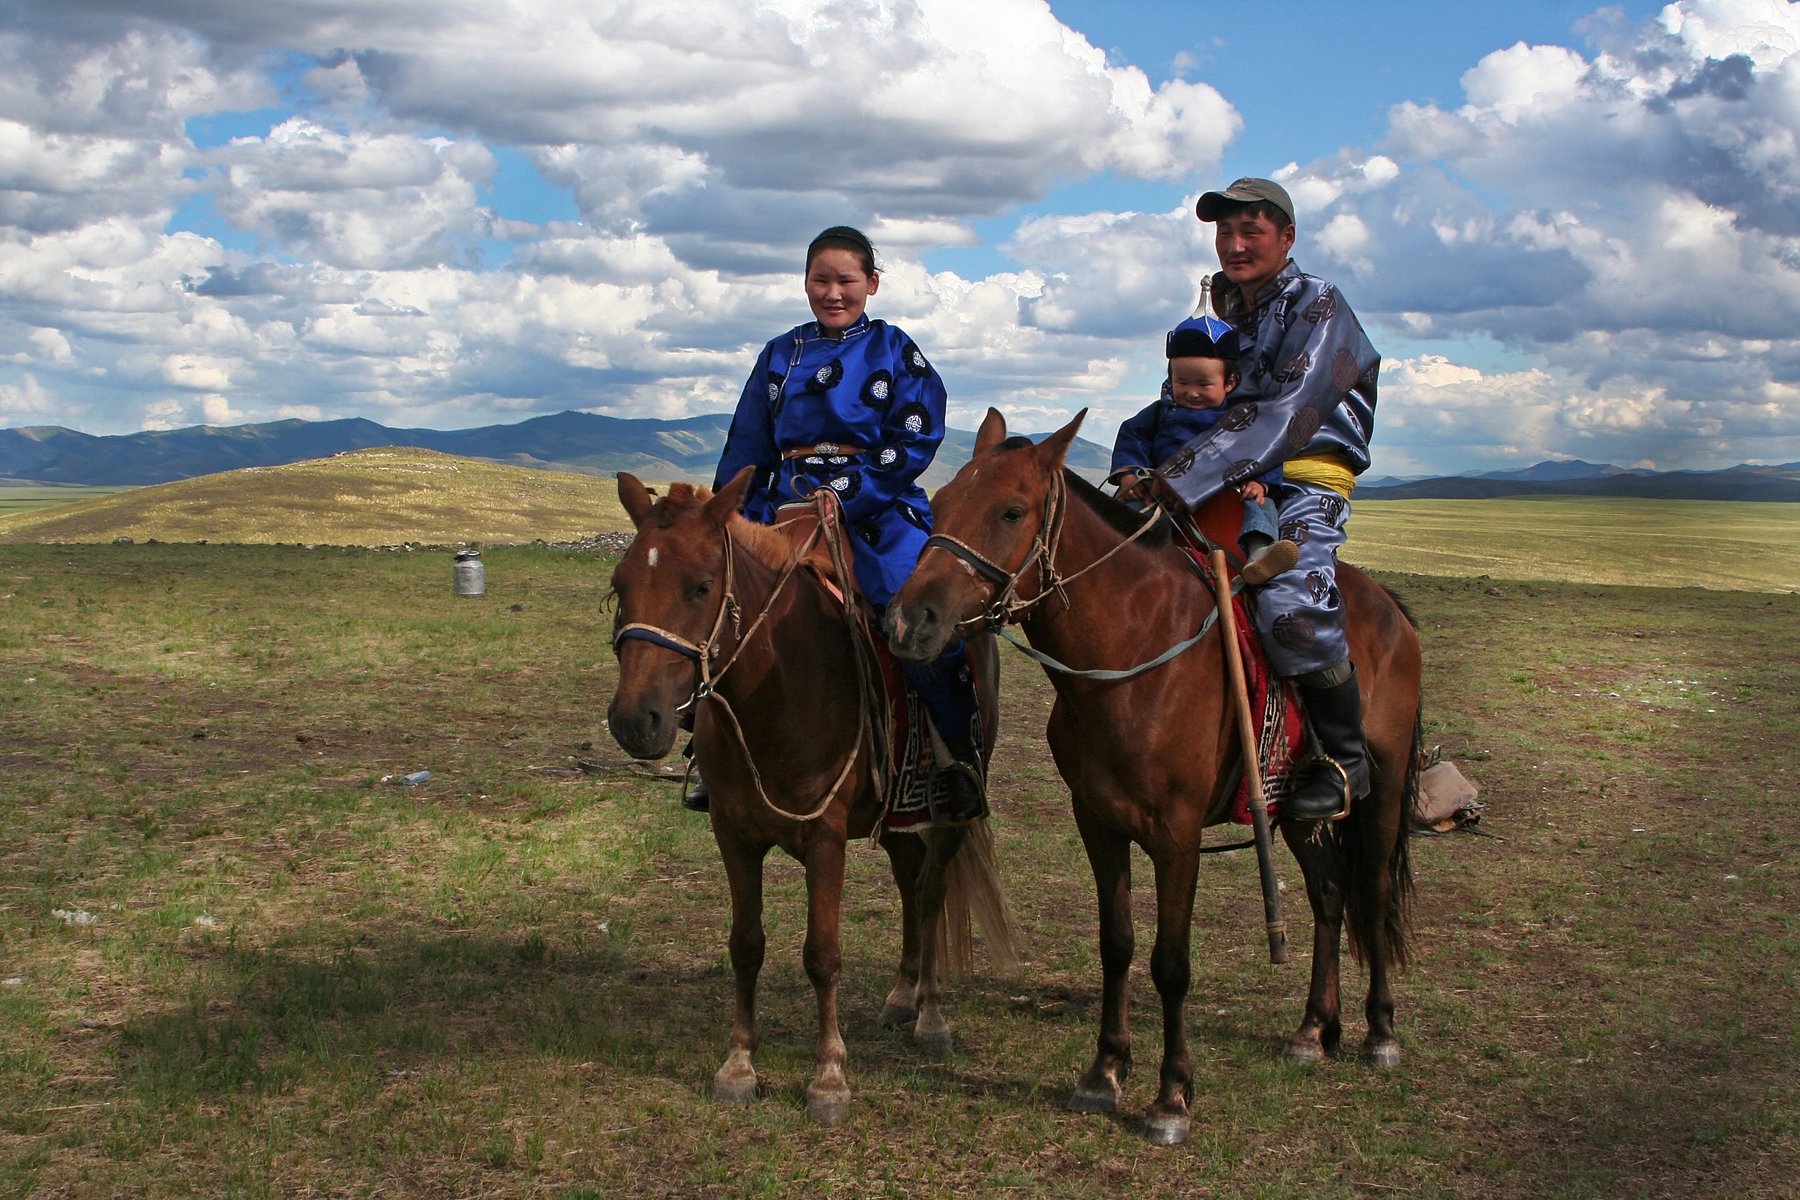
left=770, top=497, right=984, bottom=833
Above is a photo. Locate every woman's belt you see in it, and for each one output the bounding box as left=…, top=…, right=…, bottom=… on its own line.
left=782, top=442, right=868, bottom=459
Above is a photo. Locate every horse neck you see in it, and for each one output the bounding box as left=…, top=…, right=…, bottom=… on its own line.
left=710, top=533, right=861, bottom=750
left=1018, top=479, right=1210, bottom=657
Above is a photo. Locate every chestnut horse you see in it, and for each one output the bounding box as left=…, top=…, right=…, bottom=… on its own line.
left=605, top=469, right=1012, bottom=1124
left=887, top=411, right=1420, bottom=1145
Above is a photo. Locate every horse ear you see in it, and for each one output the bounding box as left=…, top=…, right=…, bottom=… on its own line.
left=704, top=466, right=755, bottom=526
left=618, top=472, right=656, bottom=528
left=974, top=407, right=1008, bottom=454
left=1034, top=409, right=1088, bottom=469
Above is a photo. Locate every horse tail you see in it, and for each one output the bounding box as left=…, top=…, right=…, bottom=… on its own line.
left=1340, top=705, right=1419, bottom=972
left=937, top=818, right=1022, bottom=978
left=1343, top=585, right=1420, bottom=970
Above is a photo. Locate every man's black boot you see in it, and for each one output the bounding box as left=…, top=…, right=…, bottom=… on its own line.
left=1285, top=662, right=1370, bottom=822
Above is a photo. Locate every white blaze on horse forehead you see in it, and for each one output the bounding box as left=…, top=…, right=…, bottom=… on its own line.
left=647, top=546, right=659, bottom=569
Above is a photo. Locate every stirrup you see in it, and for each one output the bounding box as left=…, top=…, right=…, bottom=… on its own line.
left=1283, top=756, right=1352, bottom=823
left=679, top=753, right=710, bottom=813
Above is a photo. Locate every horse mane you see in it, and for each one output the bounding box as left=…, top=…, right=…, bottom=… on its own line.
left=1062, top=469, right=1174, bottom=548
left=986, top=434, right=1172, bottom=548
left=728, top=514, right=793, bottom=566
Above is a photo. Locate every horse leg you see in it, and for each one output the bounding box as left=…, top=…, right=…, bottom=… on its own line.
left=1280, top=824, right=1346, bottom=1063
left=801, top=834, right=852, bottom=1124
left=878, top=831, right=925, bottom=1028
left=1358, top=842, right=1401, bottom=1069
left=1069, top=821, right=1134, bottom=1114
left=1357, top=732, right=1410, bottom=1069
left=909, top=823, right=969, bottom=1056
left=712, top=834, right=768, bottom=1105
left=1140, top=847, right=1200, bottom=1145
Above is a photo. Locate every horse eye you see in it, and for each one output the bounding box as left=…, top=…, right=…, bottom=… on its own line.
left=691, top=580, right=713, bottom=600
left=1001, top=506, right=1025, bottom=523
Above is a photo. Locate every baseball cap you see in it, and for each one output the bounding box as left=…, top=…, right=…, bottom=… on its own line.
left=1195, top=177, right=1295, bottom=224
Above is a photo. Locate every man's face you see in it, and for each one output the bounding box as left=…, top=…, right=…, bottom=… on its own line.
left=1214, top=210, right=1295, bottom=296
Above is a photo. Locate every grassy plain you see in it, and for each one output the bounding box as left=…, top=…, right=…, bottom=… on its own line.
left=1350, top=496, right=1800, bottom=593
left=0, top=486, right=136, bottom=518
left=1, top=538, right=1795, bottom=1199
left=5, top=449, right=1797, bottom=599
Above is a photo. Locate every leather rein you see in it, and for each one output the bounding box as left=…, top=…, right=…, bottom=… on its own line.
left=612, top=492, right=885, bottom=823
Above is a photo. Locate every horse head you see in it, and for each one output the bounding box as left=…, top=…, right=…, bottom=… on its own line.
left=887, top=408, right=1086, bottom=663
left=605, top=468, right=753, bottom=759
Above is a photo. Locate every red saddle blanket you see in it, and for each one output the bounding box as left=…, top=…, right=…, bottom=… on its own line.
left=1227, top=594, right=1306, bottom=823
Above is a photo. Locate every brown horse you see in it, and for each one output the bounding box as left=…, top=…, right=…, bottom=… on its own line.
left=605, top=469, right=1012, bottom=1124
left=887, top=410, right=1421, bottom=1145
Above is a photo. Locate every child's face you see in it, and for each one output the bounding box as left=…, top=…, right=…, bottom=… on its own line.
left=1168, top=356, right=1236, bottom=409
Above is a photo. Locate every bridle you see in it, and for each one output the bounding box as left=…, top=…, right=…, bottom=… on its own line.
left=919, top=468, right=1166, bottom=631
left=917, top=466, right=1236, bottom=681
left=611, top=492, right=881, bottom=823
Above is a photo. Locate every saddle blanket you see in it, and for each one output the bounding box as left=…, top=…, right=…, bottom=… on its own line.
left=870, top=638, right=936, bottom=833
left=1228, top=595, right=1305, bottom=824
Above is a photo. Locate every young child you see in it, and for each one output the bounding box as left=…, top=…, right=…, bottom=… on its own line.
left=1109, top=315, right=1298, bottom=585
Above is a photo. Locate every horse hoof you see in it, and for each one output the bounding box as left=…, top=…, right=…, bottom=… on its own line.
left=879, top=1002, right=918, bottom=1027
left=1142, top=1112, right=1191, bottom=1146
left=1362, top=1039, right=1402, bottom=1069
left=1280, top=1040, right=1326, bottom=1066
left=916, top=1028, right=953, bottom=1057
left=1067, top=1085, right=1119, bottom=1114
left=712, top=1074, right=756, bottom=1106
left=806, top=1086, right=851, bottom=1125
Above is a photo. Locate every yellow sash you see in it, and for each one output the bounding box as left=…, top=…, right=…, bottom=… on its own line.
left=1282, top=452, right=1357, bottom=500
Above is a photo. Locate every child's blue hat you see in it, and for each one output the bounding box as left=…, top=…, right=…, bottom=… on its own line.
left=1166, top=314, right=1238, bottom=360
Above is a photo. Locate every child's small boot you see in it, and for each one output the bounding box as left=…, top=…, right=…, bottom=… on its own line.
left=1240, top=535, right=1299, bottom=586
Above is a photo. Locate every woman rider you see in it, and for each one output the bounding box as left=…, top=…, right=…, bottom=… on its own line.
left=696, top=225, right=985, bottom=825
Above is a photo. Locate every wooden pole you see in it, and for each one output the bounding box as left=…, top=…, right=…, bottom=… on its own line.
left=1209, top=548, right=1288, bottom=965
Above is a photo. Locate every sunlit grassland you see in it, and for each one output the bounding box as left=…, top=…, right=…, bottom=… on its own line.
left=1348, top=496, right=1800, bottom=593
left=0, top=448, right=629, bottom=547
left=0, top=486, right=136, bottom=516
left=1, top=537, right=1796, bottom=1198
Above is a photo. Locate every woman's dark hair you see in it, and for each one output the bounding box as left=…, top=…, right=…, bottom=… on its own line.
left=806, top=225, right=878, bottom=276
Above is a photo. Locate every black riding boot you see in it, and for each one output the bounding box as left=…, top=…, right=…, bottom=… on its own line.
left=905, top=644, right=987, bottom=826
left=680, top=739, right=709, bottom=812
left=1285, top=662, right=1370, bottom=822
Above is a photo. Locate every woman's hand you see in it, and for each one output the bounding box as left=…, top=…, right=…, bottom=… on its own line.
left=1239, top=480, right=1267, bottom=504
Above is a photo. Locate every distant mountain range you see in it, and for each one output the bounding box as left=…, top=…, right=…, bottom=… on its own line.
left=2, top=411, right=1796, bottom=501
left=0, top=410, right=1111, bottom=491
left=1357, top=458, right=1800, bottom=502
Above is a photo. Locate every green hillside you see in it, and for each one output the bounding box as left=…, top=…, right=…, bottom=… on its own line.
left=0, top=447, right=632, bottom=546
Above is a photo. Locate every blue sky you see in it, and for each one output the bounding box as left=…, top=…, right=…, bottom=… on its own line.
left=1, top=0, right=1796, bottom=476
